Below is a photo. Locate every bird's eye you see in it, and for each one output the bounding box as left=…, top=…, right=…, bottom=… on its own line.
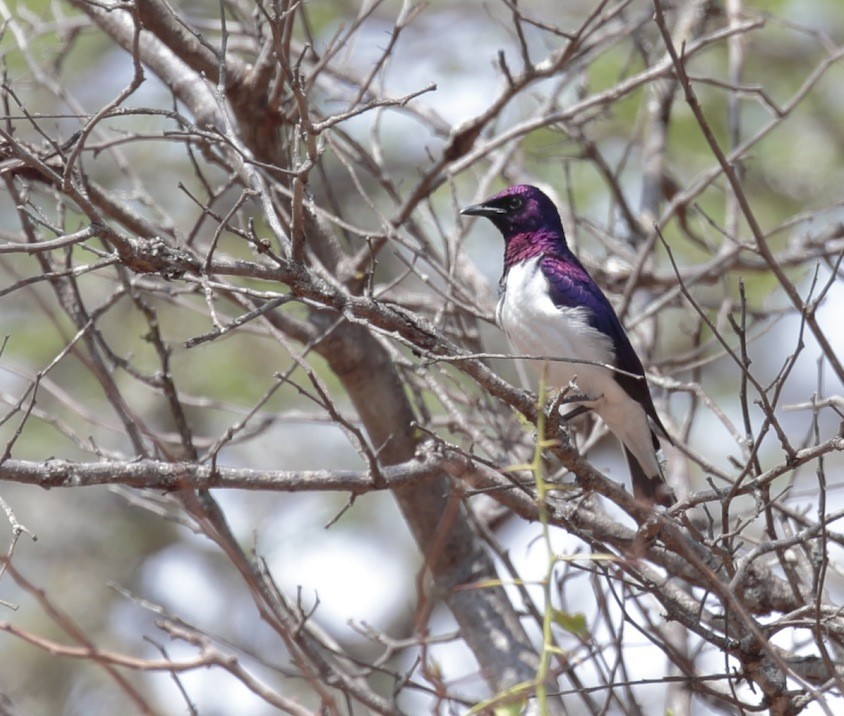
left=508, top=196, right=524, bottom=211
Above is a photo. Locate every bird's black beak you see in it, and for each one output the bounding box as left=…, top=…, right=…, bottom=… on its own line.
left=460, top=202, right=507, bottom=217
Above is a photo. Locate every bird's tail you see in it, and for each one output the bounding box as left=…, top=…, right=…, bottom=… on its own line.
left=624, top=446, right=675, bottom=507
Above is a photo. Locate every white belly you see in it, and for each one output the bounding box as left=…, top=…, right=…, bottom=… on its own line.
left=497, top=258, right=616, bottom=401
left=497, top=258, right=661, bottom=478
left=496, top=258, right=660, bottom=475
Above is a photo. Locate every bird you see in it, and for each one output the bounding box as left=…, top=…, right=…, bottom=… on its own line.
left=461, top=184, right=675, bottom=507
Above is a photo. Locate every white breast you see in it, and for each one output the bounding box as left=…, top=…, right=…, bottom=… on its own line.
left=499, top=258, right=663, bottom=480
left=497, top=258, right=616, bottom=401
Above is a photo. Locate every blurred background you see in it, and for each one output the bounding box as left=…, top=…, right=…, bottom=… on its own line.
left=1, top=1, right=843, bottom=713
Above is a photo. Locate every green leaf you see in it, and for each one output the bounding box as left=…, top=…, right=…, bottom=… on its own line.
left=551, top=609, right=589, bottom=638
left=493, top=699, right=528, bottom=716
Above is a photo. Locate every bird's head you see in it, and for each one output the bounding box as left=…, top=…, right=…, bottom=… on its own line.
left=460, top=184, right=564, bottom=242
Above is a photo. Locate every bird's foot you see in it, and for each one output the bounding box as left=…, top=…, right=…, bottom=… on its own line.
left=545, top=377, right=600, bottom=419
left=555, top=390, right=600, bottom=406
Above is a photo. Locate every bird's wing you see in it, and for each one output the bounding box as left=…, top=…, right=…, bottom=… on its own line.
left=539, top=254, right=669, bottom=442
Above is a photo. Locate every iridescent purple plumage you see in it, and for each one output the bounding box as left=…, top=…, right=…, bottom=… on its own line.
left=462, top=184, right=674, bottom=506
